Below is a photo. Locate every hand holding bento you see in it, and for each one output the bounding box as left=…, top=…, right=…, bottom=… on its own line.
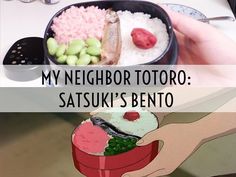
left=122, top=123, right=203, bottom=177
left=123, top=112, right=236, bottom=177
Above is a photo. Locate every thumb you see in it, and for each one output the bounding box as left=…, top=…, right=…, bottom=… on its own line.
left=136, top=129, right=162, bottom=146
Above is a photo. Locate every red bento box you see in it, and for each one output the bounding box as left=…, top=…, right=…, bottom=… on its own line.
left=72, top=137, right=158, bottom=177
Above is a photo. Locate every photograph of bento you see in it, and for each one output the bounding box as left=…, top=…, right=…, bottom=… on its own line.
left=44, top=0, right=178, bottom=66
left=72, top=107, right=159, bottom=177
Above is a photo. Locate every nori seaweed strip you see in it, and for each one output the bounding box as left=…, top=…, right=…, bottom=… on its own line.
left=90, top=117, right=141, bottom=140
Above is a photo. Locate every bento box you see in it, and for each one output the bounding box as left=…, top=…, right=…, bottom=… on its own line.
left=43, top=0, right=178, bottom=66
left=72, top=108, right=159, bottom=177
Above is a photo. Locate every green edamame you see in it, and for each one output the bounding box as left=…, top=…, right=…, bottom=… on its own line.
left=77, top=54, right=91, bottom=66
left=86, top=37, right=101, bottom=48
left=90, top=56, right=100, bottom=64
left=56, top=44, right=67, bottom=57
left=70, top=39, right=86, bottom=48
left=66, top=55, right=78, bottom=66
left=47, top=37, right=58, bottom=55
left=86, top=46, right=101, bottom=56
left=57, top=55, right=67, bottom=64
left=79, top=47, right=88, bottom=57
left=66, top=43, right=83, bottom=55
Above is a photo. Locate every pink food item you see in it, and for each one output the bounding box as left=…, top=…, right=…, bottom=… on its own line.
left=73, top=121, right=110, bottom=154
left=51, top=6, right=106, bottom=44
left=131, top=28, right=157, bottom=49
left=123, top=111, right=140, bottom=121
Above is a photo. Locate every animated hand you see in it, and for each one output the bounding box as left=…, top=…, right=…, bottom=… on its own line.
left=122, top=123, right=203, bottom=177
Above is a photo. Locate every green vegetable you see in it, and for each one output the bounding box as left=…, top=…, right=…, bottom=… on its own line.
left=121, top=147, right=126, bottom=152
left=104, top=136, right=138, bottom=156
left=104, top=151, right=111, bottom=156
left=115, top=137, right=122, bottom=144
left=70, top=39, right=86, bottom=47
left=127, top=144, right=135, bottom=150
left=105, top=147, right=111, bottom=152
left=79, top=47, right=88, bottom=57
left=56, top=44, right=67, bottom=57
left=47, top=37, right=58, bottom=55
left=86, top=46, right=101, bottom=56
left=57, top=55, right=67, bottom=64
left=91, top=56, right=100, bottom=64
left=108, top=141, right=116, bottom=147
left=86, top=37, right=102, bottom=48
left=122, top=139, right=128, bottom=144
left=112, top=147, right=118, bottom=152
left=131, top=138, right=137, bottom=143
left=109, top=151, right=115, bottom=155
left=109, top=138, right=116, bottom=144
left=77, top=54, right=91, bottom=66
left=66, top=43, right=83, bottom=55
left=66, top=55, right=78, bottom=66
left=116, top=143, right=121, bottom=148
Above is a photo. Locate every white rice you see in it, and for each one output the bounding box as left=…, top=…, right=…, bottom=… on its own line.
left=98, top=107, right=158, bottom=137
left=117, top=11, right=169, bottom=66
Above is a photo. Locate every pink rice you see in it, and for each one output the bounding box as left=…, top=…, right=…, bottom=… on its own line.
left=51, top=6, right=106, bottom=44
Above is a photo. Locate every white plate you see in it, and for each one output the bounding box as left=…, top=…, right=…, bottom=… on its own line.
left=164, top=3, right=207, bottom=20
